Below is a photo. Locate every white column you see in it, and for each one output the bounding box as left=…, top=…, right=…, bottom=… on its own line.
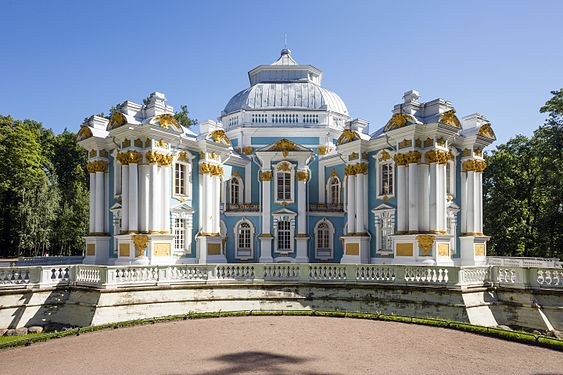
left=114, top=159, right=121, bottom=195
left=466, top=171, right=475, bottom=234
left=297, top=172, right=307, bottom=234
left=460, top=171, right=467, bottom=234
left=128, top=163, right=138, bottom=233
left=104, top=170, right=109, bottom=233
left=204, top=173, right=213, bottom=232
left=149, top=163, right=160, bottom=232
left=418, top=164, right=429, bottom=232
left=139, top=164, right=149, bottom=232
left=244, top=163, right=251, bottom=203
left=347, top=172, right=356, bottom=234
left=89, top=172, right=96, bottom=234
left=396, top=165, right=407, bottom=232
left=355, top=172, right=365, bottom=233
left=213, top=174, right=221, bottom=234
left=438, top=163, right=447, bottom=232
left=476, top=172, right=483, bottom=233
left=262, top=174, right=271, bottom=234
left=162, top=164, right=171, bottom=233
left=429, top=163, right=438, bottom=231
left=408, top=162, right=418, bottom=233
left=94, top=171, right=104, bottom=233
left=121, top=164, right=129, bottom=232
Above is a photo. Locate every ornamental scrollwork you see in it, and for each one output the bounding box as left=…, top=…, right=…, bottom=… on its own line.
left=276, top=161, right=292, bottom=171
left=462, top=159, right=486, bottom=172
left=439, top=110, right=461, bottom=129
left=199, top=162, right=223, bottom=176
left=154, top=114, right=179, bottom=129
left=87, top=160, right=109, bottom=173
left=260, top=171, right=273, bottom=181
left=425, top=149, right=449, bottom=164
left=416, top=234, right=435, bottom=256
left=384, top=113, right=417, bottom=132
left=477, top=123, right=496, bottom=140
left=132, top=235, right=149, bottom=257
left=296, top=170, right=309, bottom=181
left=108, top=111, right=127, bottom=129
left=336, top=129, right=360, bottom=145
left=116, top=151, right=142, bottom=165
left=271, top=138, right=299, bottom=157
left=208, top=129, right=231, bottom=145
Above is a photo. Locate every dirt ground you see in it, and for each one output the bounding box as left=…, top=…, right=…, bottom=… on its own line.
left=0, top=316, right=561, bottom=375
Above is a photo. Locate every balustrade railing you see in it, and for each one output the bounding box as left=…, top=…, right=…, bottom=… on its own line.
left=308, top=203, right=344, bottom=212
left=225, top=203, right=260, bottom=212
left=0, top=264, right=561, bottom=291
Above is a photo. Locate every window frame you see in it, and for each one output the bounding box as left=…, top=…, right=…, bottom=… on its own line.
left=234, top=219, right=254, bottom=260
left=314, top=218, right=335, bottom=260
left=372, top=205, right=395, bottom=255
left=376, top=151, right=395, bottom=199
left=326, top=176, right=341, bottom=205
left=173, top=158, right=192, bottom=200
left=274, top=162, right=295, bottom=205
left=230, top=176, right=243, bottom=205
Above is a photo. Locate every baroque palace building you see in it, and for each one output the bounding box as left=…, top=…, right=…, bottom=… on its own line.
left=77, top=49, right=496, bottom=266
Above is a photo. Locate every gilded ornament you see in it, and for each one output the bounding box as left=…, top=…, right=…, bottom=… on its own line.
left=271, top=138, right=299, bottom=157
left=378, top=150, right=391, bottom=161
left=117, top=151, right=142, bottom=165
left=242, top=146, right=253, bottom=155
left=354, top=163, right=368, bottom=175
left=330, top=170, right=338, bottom=177
left=260, top=171, right=272, bottom=181
left=439, top=110, right=461, bottom=129
left=208, top=129, right=231, bottom=145
left=436, top=137, right=446, bottom=147
left=398, top=139, right=412, bottom=149
left=89, top=150, right=97, bottom=157
left=423, top=137, right=434, bottom=148
left=157, top=139, right=168, bottom=148
left=394, top=153, right=408, bottom=166
left=77, top=126, right=93, bottom=141
left=336, top=129, right=360, bottom=145
left=87, top=160, right=109, bottom=173
left=144, top=138, right=152, bottom=148
left=122, top=139, right=131, bottom=148
left=404, top=151, right=421, bottom=164
left=277, top=161, right=291, bottom=171
left=158, top=153, right=173, bottom=166
left=232, top=170, right=240, bottom=178
left=134, top=138, right=143, bottom=147
left=425, top=149, right=449, bottom=164
left=416, top=234, right=435, bottom=256
left=317, top=145, right=328, bottom=155
left=477, top=123, right=496, bottom=140
left=344, top=164, right=356, bottom=176
left=177, top=151, right=189, bottom=162
left=108, top=111, right=127, bottom=129
left=132, top=235, right=149, bottom=257
left=348, top=152, right=359, bottom=161
left=296, top=170, right=309, bottom=181
left=474, top=148, right=482, bottom=157
left=361, top=152, right=368, bottom=160
left=415, top=138, right=422, bottom=148
left=146, top=151, right=159, bottom=164
left=384, top=113, right=416, bottom=131
left=99, top=150, right=109, bottom=158
left=462, top=159, right=486, bottom=172
left=154, top=113, right=179, bottom=128
left=463, top=148, right=472, bottom=156
left=199, top=162, right=223, bottom=175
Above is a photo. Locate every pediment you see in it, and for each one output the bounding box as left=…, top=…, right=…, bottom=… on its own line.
left=258, top=138, right=311, bottom=154
left=272, top=207, right=297, bottom=216
left=171, top=203, right=194, bottom=214
left=372, top=203, right=394, bottom=212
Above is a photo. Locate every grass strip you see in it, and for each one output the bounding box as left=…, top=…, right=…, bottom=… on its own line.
left=0, top=310, right=560, bottom=351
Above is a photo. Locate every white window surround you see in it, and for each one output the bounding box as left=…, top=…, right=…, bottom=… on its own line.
left=314, top=218, right=335, bottom=260
left=375, top=150, right=395, bottom=199
left=274, top=161, right=295, bottom=205
left=229, top=176, right=243, bottom=205
left=173, top=158, right=192, bottom=201
left=233, top=219, right=255, bottom=260
left=326, top=175, right=341, bottom=205
left=372, top=204, right=395, bottom=255
left=272, top=209, right=297, bottom=254
left=171, top=204, right=194, bottom=256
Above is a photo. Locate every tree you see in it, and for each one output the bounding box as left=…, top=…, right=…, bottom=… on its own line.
left=174, top=105, right=197, bottom=128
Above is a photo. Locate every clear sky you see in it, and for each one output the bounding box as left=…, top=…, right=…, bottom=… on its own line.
left=1, top=0, right=561, bottom=145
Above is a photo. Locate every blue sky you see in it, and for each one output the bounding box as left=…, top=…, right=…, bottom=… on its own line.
left=1, top=0, right=561, bottom=145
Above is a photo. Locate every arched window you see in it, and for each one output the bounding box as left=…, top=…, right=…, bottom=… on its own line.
left=315, top=219, right=334, bottom=259
left=328, top=176, right=341, bottom=204
left=235, top=220, right=253, bottom=259
left=230, top=178, right=242, bottom=205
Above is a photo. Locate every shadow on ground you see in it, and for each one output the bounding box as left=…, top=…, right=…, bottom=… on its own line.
left=172, top=350, right=337, bottom=375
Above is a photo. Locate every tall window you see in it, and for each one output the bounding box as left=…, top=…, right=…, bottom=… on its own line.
left=380, top=213, right=393, bottom=251
left=277, top=220, right=292, bottom=252
left=379, top=163, right=394, bottom=196
left=328, top=177, right=341, bottom=204
left=230, top=178, right=241, bottom=204
left=236, top=221, right=252, bottom=258
left=277, top=172, right=291, bottom=201
left=174, top=218, right=185, bottom=252
left=175, top=163, right=187, bottom=196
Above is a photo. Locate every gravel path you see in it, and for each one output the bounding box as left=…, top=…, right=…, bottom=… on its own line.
left=0, top=316, right=561, bottom=374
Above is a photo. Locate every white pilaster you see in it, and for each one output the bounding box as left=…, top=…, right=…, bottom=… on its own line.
left=244, top=163, right=251, bottom=203
left=162, top=164, right=171, bottom=233
left=149, top=163, right=160, bottom=232
left=355, top=172, right=365, bottom=233
left=429, top=163, right=438, bottom=231
left=95, top=171, right=104, bottom=233
left=295, top=170, right=309, bottom=263
left=347, top=173, right=356, bottom=234
left=418, top=164, right=429, bottom=231
left=259, top=171, right=273, bottom=263
left=139, top=164, right=150, bottom=232
left=89, top=172, right=96, bottom=234
left=121, top=164, right=129, bottom=232
left=396, top=165, right=407, bottom=232
left=466, top=171, right=475, bottom=234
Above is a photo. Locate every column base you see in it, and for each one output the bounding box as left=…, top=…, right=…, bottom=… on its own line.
left=84, top=236, right=111, bottom=265
left=197, top=235, right=227, bottom=264
left=391, top=233, right=455, bottom=266
left=259, top=235, right=274, bottom=263
left=340, top=235, right=370, bottom=264
left=459, top=236, right=489, bottom=266
left=295, top=236, right=310, bottom=263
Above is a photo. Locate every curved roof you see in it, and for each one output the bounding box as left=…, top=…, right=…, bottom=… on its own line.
left=222, top=49, right=349, bottom=117
left=224, top=82, right=348, bottom=115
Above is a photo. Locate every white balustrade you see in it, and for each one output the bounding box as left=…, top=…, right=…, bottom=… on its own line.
left=355, top=265, right=396, bottom=282
left=263, top=264, right=300, bottom=281
left=404, top=267, right=449, bottom=284
left=309, top=265, right=348, bottom=281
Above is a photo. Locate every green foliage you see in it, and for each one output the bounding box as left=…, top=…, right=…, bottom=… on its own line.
left=0, top=116, right=88, bottom=257
left=484, top=90, right=563, bottom=258
left=174, top=105, right=197, bottom=128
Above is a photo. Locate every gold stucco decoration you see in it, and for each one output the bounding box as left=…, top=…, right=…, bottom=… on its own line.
left=242, top=146, right=253, bottom=155
left=425, top=149, right=449, bottom=164
left=423, top=138, right=434, bottom=148
left=378, top=150, right=391, bottom=161
left=477, top=123, right=496, bottom=140
left=260, top=171, right=272, bottom=181
left=416, top=234, right=435, bottom=256
left=157, top=139, right=168, bottom=148
left=462, top=159, right=487, bottom=172
left=271, top=138, right=299, bottom=157
left=208, top=129, right=231, bottom=145
left=177, top=151, right=190, bottom=162
left=122, top=139, right=131, bottom=148
left=277, top=161, right=292, bottom=171
left=297, top=170, right=309, bottom=181
left=89, top=149, right=97, bottom=158
left=384, top=113, right=417, bottom=131
left=436, top=137, right=446, bottom=147
left=404, top=151, right=421, bottom=164
left=154, top=114, right=179, bottom=128
left=77, top=126, right=93, bottom=141
left=394, top=153, right=408, bottom=166
left=108, top=111, right=127, bottom=129
left=398, top=139, right=412, bottom=149
left=132, top=235, right=149, bottom=257
left=348, top=152, right=359, bottom=161
left=116, top=151, right=142, bottom=165
left=317, top=145, right=328, bottom=155
left=336, top=129, right=360, bottom=145
left=99, top=150, right=109, bottom=157
left=439, top=110, right=461, bottom=129
left=87, top=160, right=109, bottom=173
left=134, top=138, right=143, bottom=148
left=199, top=162, right=223, bottom=176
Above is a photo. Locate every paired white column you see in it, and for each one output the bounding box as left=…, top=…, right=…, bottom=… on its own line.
left=396, top=165, right=407, bottom=232
left=149, top=163, right=160, bottom=232
left=408, top=162, right=418, bottom=232
left=355, top=172, right=365, bottom=233
left=161, top=165, right=171, bottom=233
left=297, top=171, right=307, bottom=234
left=212, top=174, right=221, bottom=234
left=346, top=172, right=356, bottom=234
left=476, top=172, right=483, bottom=233
left=128, top=163, right=138, bottom=233
left=429, top=163, right=438, bottom=231
left=94, top=171, right=105, bottom=233
left=89, top=172, right=96, bottom=234
left=261, top=173, right=271, bottom=235
left=465, top=171, right=476, bottom=234
left=121, top=164, right=129, bottom=232
left=139, top=164, right=150, bottom=232
left=203, top=173, right=213, bottom=233
left=244, top=163, right=252, bottom=203
left=418, top=164, right=430, bottom=232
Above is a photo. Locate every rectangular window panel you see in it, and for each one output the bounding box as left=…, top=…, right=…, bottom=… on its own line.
left=174, top=218, right=185, bottom=251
